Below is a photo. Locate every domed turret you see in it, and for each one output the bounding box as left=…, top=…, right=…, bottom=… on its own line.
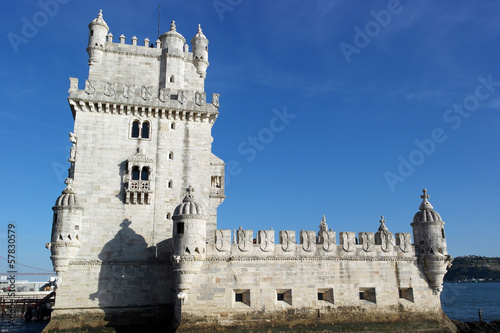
left=411, top=189, right=452, bottom=294
left=160, top=21, right=186, bottom=56
left=87, top=9, right=109, bottom=65
left=172, top=186, right=207, bottom=302
left=50, top=178, right=83, bottom=273
left=411, top=189, right=447, bottom=255
left=191, top=24, right=209, bottom=78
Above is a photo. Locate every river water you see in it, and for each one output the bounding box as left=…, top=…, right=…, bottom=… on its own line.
left=0, top=282, right=498, bottom=332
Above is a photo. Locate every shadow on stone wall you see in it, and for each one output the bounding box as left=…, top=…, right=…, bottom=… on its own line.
left=89, top=219, right=177, bottom=332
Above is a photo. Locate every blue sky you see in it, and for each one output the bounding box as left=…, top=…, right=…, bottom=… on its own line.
left=1, top=0, right=499, bottom=275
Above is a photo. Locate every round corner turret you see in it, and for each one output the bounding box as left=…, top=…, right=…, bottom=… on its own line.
left=191, top=24, right=209, bottom=78
left=411, top=189, right=452, bottom=294
left=51, top=178, right=83, bottom=273
left=87, top=9, right=109, bottom=65
left=160, top=20, right=186, bottom=56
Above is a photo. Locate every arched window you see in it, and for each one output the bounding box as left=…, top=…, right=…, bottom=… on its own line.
left=141, top=167, right=149, bottom=181
left=141, top=122, right=150, bottom=139
left=131, top=121, right=140, bottom=138
left=131, top=166, right=140, bottom=180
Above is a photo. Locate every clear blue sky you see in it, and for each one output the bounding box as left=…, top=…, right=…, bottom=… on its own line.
left=1, top=1, right=499, bottom=275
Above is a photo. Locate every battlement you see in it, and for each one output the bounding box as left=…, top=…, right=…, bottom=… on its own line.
left=67, top=77, right=220, bottom=119
left=207, top=227, right=414, bottom=259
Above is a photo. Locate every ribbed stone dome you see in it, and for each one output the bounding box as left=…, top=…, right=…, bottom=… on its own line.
left=413, top=189, right=442, bottom=222
left=55, top=186, right=79, bottom=207
left=173, top=186, right=203, bottom=217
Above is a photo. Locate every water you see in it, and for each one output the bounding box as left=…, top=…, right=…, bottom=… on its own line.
left=441, top=282, right=500, bottom=322
left=0, top=320, right=47, bottom=333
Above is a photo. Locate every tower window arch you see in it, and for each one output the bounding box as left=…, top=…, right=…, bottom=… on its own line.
left=141, top=166, right=150, bottom=181
left=131, top=166, right=140, bottom=180
left=129, top=119, right=151, bottom=139
left=131, top=121, right=140, bottom=138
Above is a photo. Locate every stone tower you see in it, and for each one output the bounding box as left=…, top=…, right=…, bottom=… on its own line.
left=46, top=10, right=224, bottom=331
left=411, top=189, right=453, bottom=294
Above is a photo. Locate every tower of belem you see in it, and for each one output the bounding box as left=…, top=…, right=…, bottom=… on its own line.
left=46, top=10, right=455, bottom=333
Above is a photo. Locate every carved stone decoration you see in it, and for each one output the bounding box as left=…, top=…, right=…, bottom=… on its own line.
left=359, top=232, right=375, bottom=252
left=215, top=229, right=231, bottom=252
left=212, top=93, right=220, bottom=108
left=68, top=132, right=77, bottom=163
left=380, top=232, right=394, bottom=252
left=396, top=233, right=412, bottom=253
left=236, top=227, right=253, bottom=252
left=141, top=86, right=153, bottom=100
left=159, top=88, right=170, bottom=102
left=340, top=232, right=356, bottom=252
left=300, top=230, right=316, bottom=252
left=318, top=230, right=336, bottom=252
left=279, top=230, right=296, bottom=252
left=68, top=77, right=79, bottom=93
left=104, top=81, right=116, bottom=96
left=123, top=84, right=134, bottom=98
left=258, top=229, right=275, bottom=252
left=195, top=92, right=206, bottom=106
left=375, top=216, right=395, bottom=252
left=84, top=80, right=95, bottom=94
left=178, top=90, right=186, bottom=104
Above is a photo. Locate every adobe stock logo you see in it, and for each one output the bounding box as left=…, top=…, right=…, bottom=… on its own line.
left=384, top=74, right=500, bottom=192
left=339, top=0, right=408, bottom=64
left=225, top=106, right=296, bottom=186
left=7, top=0, right=71, bottom=54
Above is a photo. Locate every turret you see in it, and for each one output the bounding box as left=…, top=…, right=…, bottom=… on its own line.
left=411, top=189, right=452, bottom=294
left=172, top=186, right=206, bottom=301
left=191, top=25, right=209, bottom=78
left=87, top=9, right=109, bottom=65
left=160, top=21, right=186, bottom=56
left=50, top=178, right=83, bottom=274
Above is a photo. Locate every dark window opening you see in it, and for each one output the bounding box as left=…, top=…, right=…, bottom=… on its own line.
left=132, top=166, right=140, bottom=180
left=91, top=30, right=94, bottom=36
left=168, top=180, right=172, bottom=188
left=171, top=122, right=175, bottom=130
left=317, top=293, right=324, bottom=301
left=141, top=167, right=149, bottom=180
left=441, top=228, right=445, bottom=239
left=277, top=293, right=284, bottom=301
left=168, top=152, right=173, bottom=160
left=235, top=293, right=243, bottom=302
left=131, top=121, right=140, bottom=138
left=170, top=76, right=174, bottom=83
left=141, top=122, right=150, bottom=138
left=177, top=222, right=184, bottom=234
left=359, top=292, right=364, bottom=300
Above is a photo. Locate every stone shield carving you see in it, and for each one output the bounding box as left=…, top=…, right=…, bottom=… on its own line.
left=319, top=230, right=336, bottom=252
left=359, top=232, right=375, bottom=252
left=237, top=228, right=253, bottom=252
left=340, top=232, right=355, bottom=252
left=215, top=229, right=231, bottom=252
left=300, top=231, right=316, bottom=252
left=279, top=230, right=295, bottom=252
left=258, top=230, right=275, bottom=252
left=396, top=233, right=412, bottom=253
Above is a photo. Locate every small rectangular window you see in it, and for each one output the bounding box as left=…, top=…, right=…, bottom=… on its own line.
left=233, top=289, right=250, bottom=307
left=317, top=293, right=324, bottom=301
left=276, top=289, right=292, bottom=305
left=177, top=222, right=184, bottom=235
left=399, top=288, right=414, bottom=302
left=359, top=287, right=376, bottom=303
